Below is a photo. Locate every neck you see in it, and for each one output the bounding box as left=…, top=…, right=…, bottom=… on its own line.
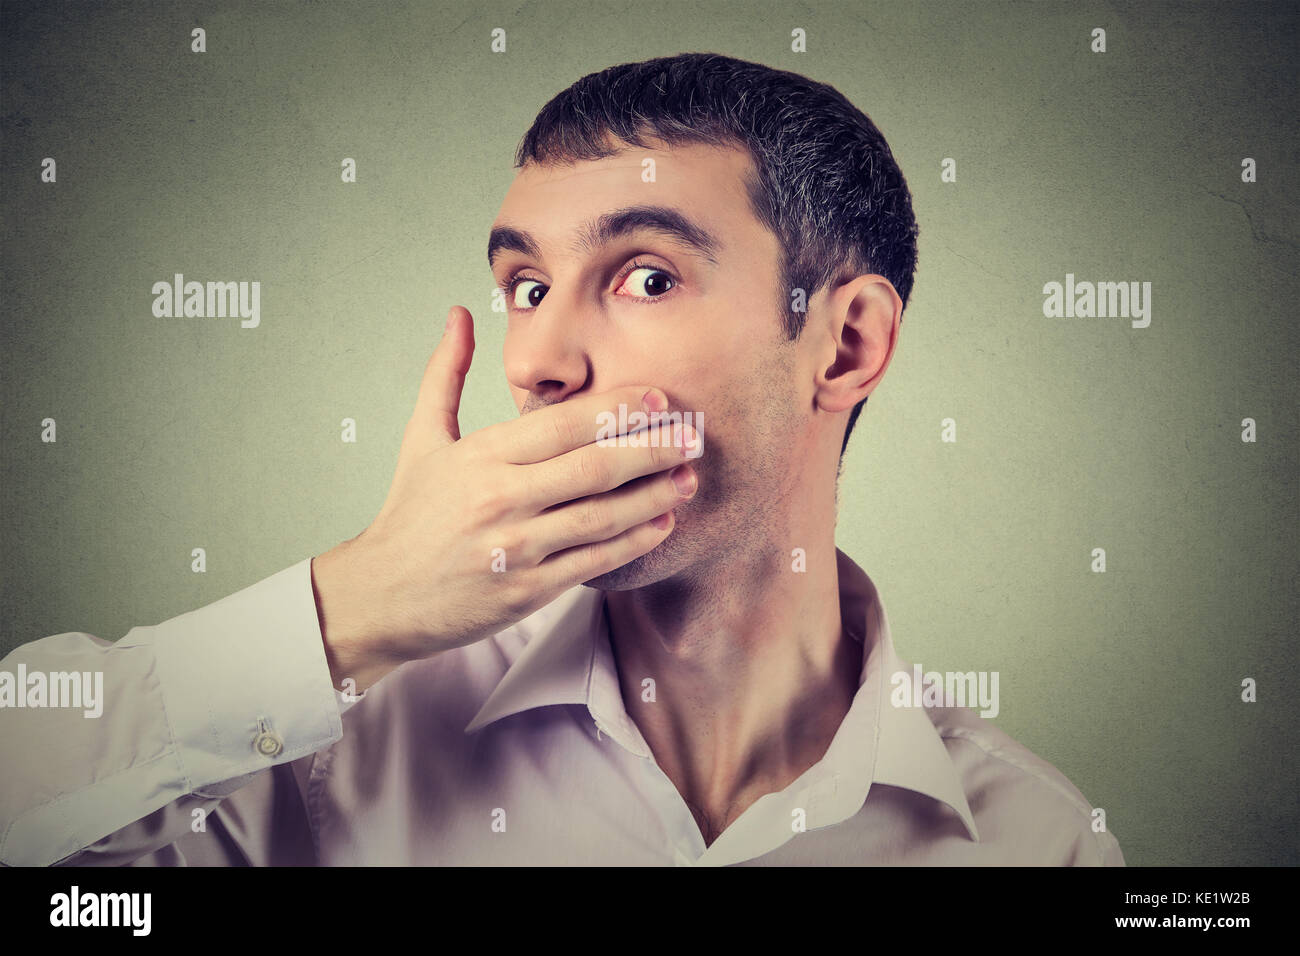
left=605, top=528, right=861, bottom=847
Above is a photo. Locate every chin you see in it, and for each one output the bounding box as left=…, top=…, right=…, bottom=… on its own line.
left=581, top=527, right=686, bottom=591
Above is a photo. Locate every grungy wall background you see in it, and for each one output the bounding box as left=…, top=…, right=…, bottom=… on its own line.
left=2, top=0, right=1296, bottom=866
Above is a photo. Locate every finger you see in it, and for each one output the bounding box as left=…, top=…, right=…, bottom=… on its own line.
left=537, top=510, right=676, bottom=591
left=528, top=463, right=696, bottom=559
left=484, top=385, right=669, bottom=465
left=521, top=418, right=700, bottom=511
left=410, top=306, right=475, bottom=447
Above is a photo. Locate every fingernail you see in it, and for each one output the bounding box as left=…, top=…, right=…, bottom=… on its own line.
left=642, top=388, right=667, bottom=414
left=444, top=308, right=457, bottom=336
left=651, top=512, right=673, bottom=529
left=670, top=465, right=696, bottom=497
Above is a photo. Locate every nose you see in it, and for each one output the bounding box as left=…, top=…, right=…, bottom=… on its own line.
left=503, top=291, right=591, bottom=403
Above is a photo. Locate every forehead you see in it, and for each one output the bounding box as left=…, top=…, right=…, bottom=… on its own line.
left=491, top=139, right=759, bottom=248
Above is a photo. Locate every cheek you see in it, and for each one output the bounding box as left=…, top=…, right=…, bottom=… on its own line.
left=592, top=338, right=708, bottom=412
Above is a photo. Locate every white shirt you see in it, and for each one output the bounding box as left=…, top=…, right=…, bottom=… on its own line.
left=0, top=548, right=1124, bottom=866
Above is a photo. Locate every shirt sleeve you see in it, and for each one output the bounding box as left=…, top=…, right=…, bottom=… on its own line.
left=1064, top=815, right=1126, bottom=866
left=1097, top=827, right=1126, bottom=866
left=0, top=556, right=354, bottom=867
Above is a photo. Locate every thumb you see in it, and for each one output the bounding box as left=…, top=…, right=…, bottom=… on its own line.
left=411, top=305, right=475, bottom=446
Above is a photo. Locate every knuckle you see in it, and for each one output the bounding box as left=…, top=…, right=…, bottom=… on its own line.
left=576, top=449, right=610, bottom=487
left=578, top=539, right=608, bottom=572
left=497, top=526, right=527, bottom=560
left=550, top=412, right=581, bottom=451
left=573, top=500, right=612, bottom=540
left=474, top=485, right=511, bottom=523
left=499, top=576, right=533, bottom=617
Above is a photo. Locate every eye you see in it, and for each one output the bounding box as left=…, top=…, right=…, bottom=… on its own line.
left=502, top=276, right=548, bottom=310
left=616, top=264, right=676, bottom=300
left=498, top=259, right=677, bottom=313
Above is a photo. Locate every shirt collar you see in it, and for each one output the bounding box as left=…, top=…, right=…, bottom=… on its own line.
left=464, top=548, right=979, bottom=843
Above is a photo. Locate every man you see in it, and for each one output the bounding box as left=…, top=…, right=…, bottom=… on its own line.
left=0, top=52, right=1123, bottom=866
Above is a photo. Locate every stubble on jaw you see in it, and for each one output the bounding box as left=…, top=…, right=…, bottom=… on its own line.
left=582, top=341, right=805, bottom=598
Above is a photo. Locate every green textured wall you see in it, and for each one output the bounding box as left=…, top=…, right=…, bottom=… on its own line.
left=2, top=0, right=1296, bottom=866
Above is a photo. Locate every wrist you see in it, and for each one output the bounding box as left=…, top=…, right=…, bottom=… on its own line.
left=311, top=538, right=409, bottom=693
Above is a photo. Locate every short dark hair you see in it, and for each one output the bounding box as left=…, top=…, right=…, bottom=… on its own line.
left=514, top=52, right=918, bottom=460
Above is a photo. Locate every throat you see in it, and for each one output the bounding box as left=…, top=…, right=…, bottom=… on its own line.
left=684, top=797, right=737, bottom=849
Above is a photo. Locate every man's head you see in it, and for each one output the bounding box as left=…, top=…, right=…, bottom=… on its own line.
left=488, top=52, right=915, bottom=589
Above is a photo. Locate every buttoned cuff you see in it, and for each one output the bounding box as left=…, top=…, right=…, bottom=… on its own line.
left=141, top=556, right=344, bottom=791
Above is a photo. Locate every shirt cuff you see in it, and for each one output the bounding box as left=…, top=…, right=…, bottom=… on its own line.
left=140, top=556, right=344, bottom=791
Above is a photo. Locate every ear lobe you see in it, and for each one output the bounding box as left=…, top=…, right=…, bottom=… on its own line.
left=817, top=324, right=870, bottom=413
left=813, top=275, right=901, bottom=413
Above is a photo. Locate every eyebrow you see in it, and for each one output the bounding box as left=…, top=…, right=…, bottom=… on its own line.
left=488, top=204, right=721, bottom=270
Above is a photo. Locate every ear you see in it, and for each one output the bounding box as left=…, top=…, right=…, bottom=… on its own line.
left=813, top=275, right=902, bottom=413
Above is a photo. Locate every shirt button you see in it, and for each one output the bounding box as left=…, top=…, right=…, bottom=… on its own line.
left=252, top=722, right=283, bottom=757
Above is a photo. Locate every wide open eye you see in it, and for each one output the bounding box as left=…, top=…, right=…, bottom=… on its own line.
left=499, top=277, right=546, bottom=310
left=616, top=266, right=675, bottom=299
